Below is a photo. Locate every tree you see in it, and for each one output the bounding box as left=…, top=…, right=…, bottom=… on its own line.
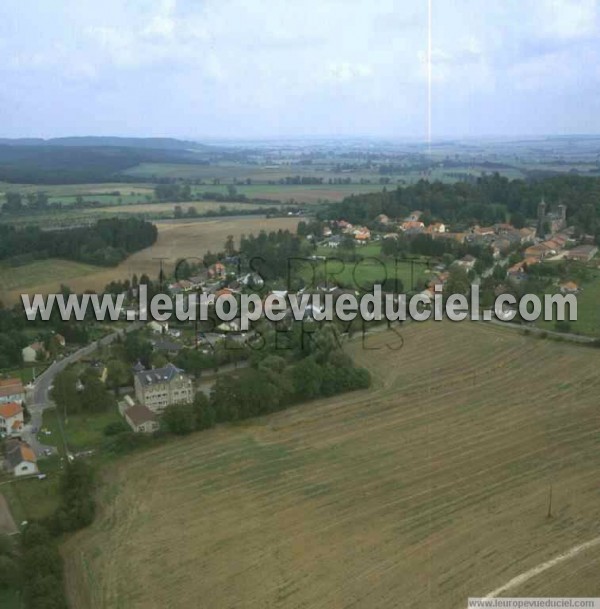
left=292, top=357, right=323, bottom=399
left=224, top=234, right=236, bottom=257
left=80, top=375, right=115, bottom=413
left=444, top=266, right=470, bottom=297
left=0, top=555, right=17, bottom=589
left=4, top=192, right=23, bottom=213
left=106, top=359, right=130, bottom=391
left=510, top=211, right=526, bottom=229
left=124, top=332, right=153, bottom=365
left=193, top=392, right=215, bottom=430
left=51, top=368, right=81, bottom=415
left=162, top=403, right=196, bottom=435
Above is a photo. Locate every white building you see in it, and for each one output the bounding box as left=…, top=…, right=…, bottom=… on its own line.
left=0, top=378, right=25, bottom=405
left=0, top=402, right=24, bottom=437
left=4, top=440, right=38, bottom=476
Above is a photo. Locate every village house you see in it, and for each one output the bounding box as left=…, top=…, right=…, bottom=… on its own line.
left=424, top=222, right=446, bottom=235
left=559, top=281, right=579, bottom=294
left=134, top=363, right=193, bottom=413
left=405, top=211, right=423, bottom=222
left=324, top=235, right=342, bottom=248
left=22, top=342, right=47, bottom=364
left=214, top=287, right=235, bottom=299
left=506, top=260, right=529, bottom=281
left=0, top=378, right=25, bottom=405
left=125, top=403, right=159, bottom=433
left=353, top=227, right=371, bottom=243
left=4, top=439, right=38, bottom=476
left=565, top=245, right=598, bottom=262
left=148, top=320, right=169, bottom=334
left=152, top=339, right=184, bottom=357
left=0, top=402, right=24, bottom=437
left=456, top=255, right=477, bottom=271
left=119, top=396, right=159, bottom=433
left=375, top=214, right=390, bottom=225
left=322, top=226, right=332, bottom=237
left=169, top=280, right=195, bottom=294
left=519, top=227, right=537, bottom=243
left=472, top=225, right=496, bottom=236
left=436, top=232, right=467, bottom=244
left=428, top=272, right=449, bottom=290
left=207, top=262, right=226, bottom=279
left=400, top=220, right=425, bottom=232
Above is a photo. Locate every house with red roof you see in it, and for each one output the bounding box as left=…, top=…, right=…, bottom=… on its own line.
left=0, top=378, right=25, bottom=405
left=0, top=402, right=24, bottom=437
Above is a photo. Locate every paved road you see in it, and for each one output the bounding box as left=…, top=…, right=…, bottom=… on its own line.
left=26, top=323, right=141, bottom=457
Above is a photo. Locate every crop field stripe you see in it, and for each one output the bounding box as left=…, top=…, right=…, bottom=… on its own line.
left=64, top=322, right=600, bottom=608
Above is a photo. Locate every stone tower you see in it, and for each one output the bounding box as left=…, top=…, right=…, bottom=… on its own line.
left=537, top=198, right=547, bottom=235
left=557, top=204, right=567, bottom=229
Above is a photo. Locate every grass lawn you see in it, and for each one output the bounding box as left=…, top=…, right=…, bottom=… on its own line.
left=1, top=459, right=62, bottom=524
left=536, top=269, right=600, bottom=337
left=43, top=407, right=122, bottom=453
left=0, top=259, right=101, bottom=293
left=0, top=364, right=48, bottom=384
left=294, top=249, right=429, bottom=292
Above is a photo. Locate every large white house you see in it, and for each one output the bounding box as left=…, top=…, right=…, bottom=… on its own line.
left=134, top=363, right=193, bottom=413
left=0, top=402, right=24, bottom=437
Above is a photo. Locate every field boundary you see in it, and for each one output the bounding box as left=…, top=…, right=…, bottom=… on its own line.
left=480, top=535, right=600, bottom=600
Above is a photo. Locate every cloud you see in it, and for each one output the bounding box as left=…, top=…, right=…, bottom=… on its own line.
left=0, top=0, right=598, bottom=137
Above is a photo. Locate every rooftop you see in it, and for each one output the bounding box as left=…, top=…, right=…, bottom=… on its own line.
left=0, top=402, right=23, bottom=419
left=125, top=403, right=158, bottom=427
left=135, top=363, right=187, bottom=387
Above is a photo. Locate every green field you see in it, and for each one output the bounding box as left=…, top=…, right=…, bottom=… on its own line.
left=43, top=407, right=123, bottom=453
left=0, top=182, right=154, bottom=197
left=1, top=458, right=63, bottom=524
left=536, top=269, right=600, bottom=337
left=0, top=258, right=102, bottom=293
left=295, top=246, right=429, bottom=292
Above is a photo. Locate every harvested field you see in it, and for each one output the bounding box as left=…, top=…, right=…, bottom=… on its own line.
left=63, top=322, right=600, bottom=608
left=0, top=216, right=299, bottom=303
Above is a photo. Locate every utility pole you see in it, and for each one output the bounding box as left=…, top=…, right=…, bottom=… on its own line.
left=547, top=484, right=553, bottom=519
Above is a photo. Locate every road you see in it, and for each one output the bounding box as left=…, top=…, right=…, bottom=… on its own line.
left=24, top=323, right=141, bottom=457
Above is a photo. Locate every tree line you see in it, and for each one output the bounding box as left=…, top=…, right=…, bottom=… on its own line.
left=0, top=217, right=157, bottom=267
left=322, top=174, right=600, bottom=240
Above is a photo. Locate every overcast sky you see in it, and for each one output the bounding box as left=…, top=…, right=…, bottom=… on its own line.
left=1, top=0, right=599, bottom=140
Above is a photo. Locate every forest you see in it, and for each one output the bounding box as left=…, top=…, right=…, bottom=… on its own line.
left=0, top=218, right=157, bottom=266
left=323, top=174, right=600, bottom=239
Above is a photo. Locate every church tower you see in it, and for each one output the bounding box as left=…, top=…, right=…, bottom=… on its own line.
left=537, top=198, right=547, bottom=236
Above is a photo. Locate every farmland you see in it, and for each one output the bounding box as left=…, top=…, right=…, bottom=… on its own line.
left=63, top=322, right=600, bottom=608
left=0, top=216, right=300, bottom=304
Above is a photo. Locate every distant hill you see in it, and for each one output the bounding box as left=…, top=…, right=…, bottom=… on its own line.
left=0, top=143, right=211, bottom=185
left=0, top=136, right=210, bottom=151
